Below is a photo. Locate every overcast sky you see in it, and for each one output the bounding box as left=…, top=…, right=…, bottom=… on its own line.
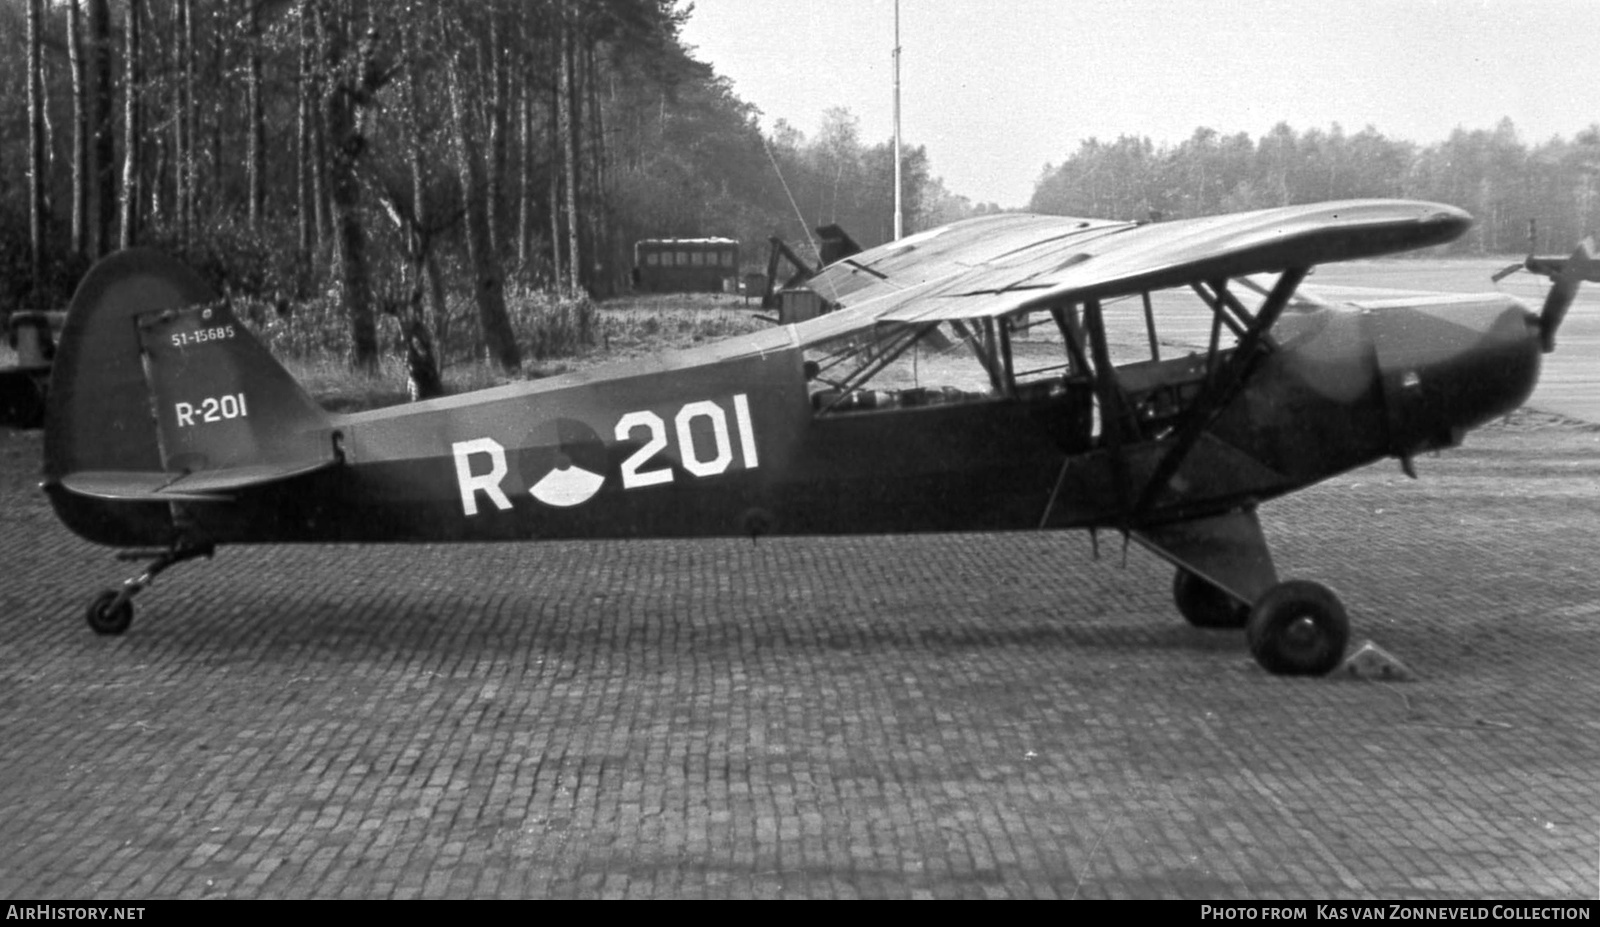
left=678, top=0, right=1600, bottom=209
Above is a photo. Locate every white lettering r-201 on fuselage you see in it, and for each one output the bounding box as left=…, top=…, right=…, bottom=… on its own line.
left=451, top=394, right=759, bottom=516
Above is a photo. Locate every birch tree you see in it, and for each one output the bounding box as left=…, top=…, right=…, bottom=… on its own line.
left=119, top=0, right=143, bottom=250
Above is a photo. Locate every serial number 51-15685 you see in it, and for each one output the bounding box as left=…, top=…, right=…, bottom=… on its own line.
left=171, top=325, right=236, bottom=348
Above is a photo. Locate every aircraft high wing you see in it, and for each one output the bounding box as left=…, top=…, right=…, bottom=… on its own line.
left=38, top=200, right=1579, bottom=676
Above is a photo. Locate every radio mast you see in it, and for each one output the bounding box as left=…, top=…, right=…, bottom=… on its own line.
left=893, top=0, right=903, bottom=240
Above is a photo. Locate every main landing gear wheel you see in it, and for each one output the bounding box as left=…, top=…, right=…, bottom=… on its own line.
left=86, top=590, right=134, bottom=636
left=1245, top=580, right=1349, bottom=676
left=1173, top=568, right=1249, bottom=629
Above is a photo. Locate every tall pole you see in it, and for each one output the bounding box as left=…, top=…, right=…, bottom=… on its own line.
left=893, top=0, right=903, bottom=240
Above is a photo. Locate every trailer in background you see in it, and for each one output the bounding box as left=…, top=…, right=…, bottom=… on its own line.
left=632, top=238, right=740, bottom=294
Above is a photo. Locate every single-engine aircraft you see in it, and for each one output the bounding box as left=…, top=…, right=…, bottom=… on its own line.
left=39, top=199, right=1596, bottom=675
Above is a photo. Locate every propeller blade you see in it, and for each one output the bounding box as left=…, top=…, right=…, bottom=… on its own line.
left=1539, top=238, right=1595, bottom=353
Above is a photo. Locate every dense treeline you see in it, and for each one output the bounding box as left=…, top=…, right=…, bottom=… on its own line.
left=1031, top=119, right=1600, bottom=255
left=0, top=0, right=979, bottom=386
left=7, top=1, right=1590, bottom=388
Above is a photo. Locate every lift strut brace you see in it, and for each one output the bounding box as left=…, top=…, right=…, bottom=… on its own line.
left=1132, top=267, right=1309, bottom=517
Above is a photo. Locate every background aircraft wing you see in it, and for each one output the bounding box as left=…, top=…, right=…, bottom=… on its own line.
left=800, top=200, right=1470, bottom=332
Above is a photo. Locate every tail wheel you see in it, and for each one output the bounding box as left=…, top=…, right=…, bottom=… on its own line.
left=1246, top=580, right=1349, bottom=676
left=86, top=590, right=133, bottom=636
left=1172, top=568, right=1249, bottom=629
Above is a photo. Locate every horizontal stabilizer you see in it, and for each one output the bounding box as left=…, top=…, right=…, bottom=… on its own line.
left=59, top=458, right=339, bottom=503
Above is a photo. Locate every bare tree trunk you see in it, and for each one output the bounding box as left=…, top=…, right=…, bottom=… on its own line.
left=514, top=3, right=541, bottom=271
left=246, top=0, right=265, bottom=229
left=26, top=0, right=46, bottom=304
left=317, top=0, right=378, bottom=372
left=143, top=0, right=167, bottom=226
left=311, top=19, right=331, bottom=251
left=41, top=42, right=57, bottom=198
left=185, top=0, right=198, bottom=248
left=549, top=82, right=564, bottom=292
left=67, top=0, right=88, bottom=255
left=448, top=58, right=521, bottom=374
left=119, top=0, right=143, bottom=250
left=296, top=1, right=316, bottom=255
left=373, top=186, right=445, bottom=402
left=208, top=1, right=223, bottom=212
left=174, top=0, right=192, bottom=251
left=584, top=40, right=608, bottom=296
left=560, top=17, right=582, bottom=295
left=483, top=9, right=506, bottom=258
left=87, top=0, right=116, bottom=258
left=517, top=72, right=532, bottom=266
left=403, top=16, right=449, bottom=382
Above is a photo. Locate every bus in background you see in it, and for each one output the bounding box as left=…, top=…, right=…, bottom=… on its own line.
left=633, top=238, right=740, bottom=293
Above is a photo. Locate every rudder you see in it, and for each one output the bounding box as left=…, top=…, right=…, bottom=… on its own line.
left=137, top=297, right=330, bottom=474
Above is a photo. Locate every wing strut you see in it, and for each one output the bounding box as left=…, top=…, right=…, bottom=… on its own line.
left=949, top=319, right=1007, bottom=393
left=1082, top=298, right=1138, bottom=513
left=1188, top=281, right=1248, bottom=339
left=1037, top=302, right=1098, bottom=529
left=1133, top=267, right=1309, bottom=516
left=1140, top=291, right=1161, bottom=362
left=1049, top=303, right=1094, bottom=378
left=815, top=324, right=927, bottom=413
left=1201, top=279, right=1280, bottom=351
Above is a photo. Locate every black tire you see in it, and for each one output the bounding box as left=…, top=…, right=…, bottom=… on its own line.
left=1245, top=580, right=1349, bottom=676
left=86, top=590, right=133, bottom=636
left=1173, top=568, right=1249, bottom=629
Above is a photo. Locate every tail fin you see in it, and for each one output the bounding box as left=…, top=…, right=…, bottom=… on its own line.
left=44, top=250, right=335, bottom=545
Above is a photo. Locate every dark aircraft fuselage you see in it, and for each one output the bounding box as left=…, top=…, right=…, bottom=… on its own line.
left=45, top=290, right=1541, bottom=549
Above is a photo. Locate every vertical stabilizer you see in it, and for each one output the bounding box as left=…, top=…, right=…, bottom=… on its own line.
left=43, top=250, right=334, bottom=546
left=44, top=250, right=211, bottom=483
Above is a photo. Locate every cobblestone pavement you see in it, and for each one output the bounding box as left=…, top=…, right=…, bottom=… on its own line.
left=1, top=413, right=1598, bottom=900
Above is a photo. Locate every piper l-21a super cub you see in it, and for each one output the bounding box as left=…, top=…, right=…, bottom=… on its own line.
left=41, top=200, right=1593, bottom=675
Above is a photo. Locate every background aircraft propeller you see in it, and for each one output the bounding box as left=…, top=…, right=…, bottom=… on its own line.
left=1536, top=239, right=1595, bottom=353
left=1494, top=239, right=1597, bottom=352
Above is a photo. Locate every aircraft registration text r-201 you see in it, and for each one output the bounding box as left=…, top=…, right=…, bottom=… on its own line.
left=451, top=393, right=759, bottom=515
left=175, top=393, right=249, bottom=428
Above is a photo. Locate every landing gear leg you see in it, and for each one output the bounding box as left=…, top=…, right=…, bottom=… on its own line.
left=84, top=542, right=216, bottom=635
left=1172, top=568, right=1250, bottom=628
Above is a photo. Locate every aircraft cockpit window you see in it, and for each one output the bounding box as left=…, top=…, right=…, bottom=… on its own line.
left=801, top=275, right=1305, bottom=447
left=805, top=323, right=1003, bottom=416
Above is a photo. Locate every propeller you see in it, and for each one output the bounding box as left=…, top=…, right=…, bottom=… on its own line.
left=1535, top=238, right=1595, bottom=353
